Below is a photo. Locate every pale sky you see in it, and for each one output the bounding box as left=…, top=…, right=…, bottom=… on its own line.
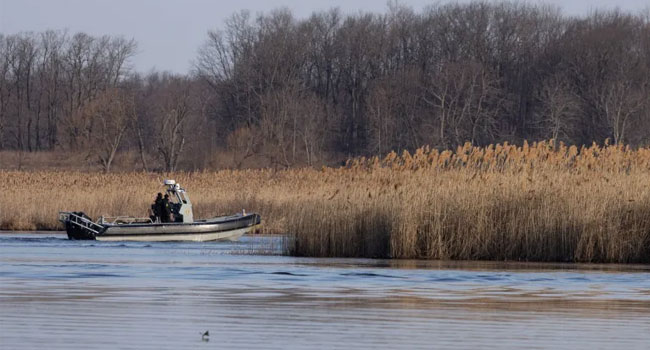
left=0, top=0, right=648, bottom=73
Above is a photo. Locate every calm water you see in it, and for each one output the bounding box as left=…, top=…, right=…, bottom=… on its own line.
left=1, top=233, right=650, bottom=349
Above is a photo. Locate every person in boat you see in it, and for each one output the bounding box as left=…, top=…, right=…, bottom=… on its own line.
left=152, top=193, right=163, bottom=223
left=161, top=194, right=173, bottom=223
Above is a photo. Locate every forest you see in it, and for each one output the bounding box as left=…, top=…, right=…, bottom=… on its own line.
left=0, top=2, right=649, bottom=171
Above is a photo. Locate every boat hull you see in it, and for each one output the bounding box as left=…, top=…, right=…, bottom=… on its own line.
left=96, top=225, right=254, bottom=242
left=65, top=213, right=261, bottom=242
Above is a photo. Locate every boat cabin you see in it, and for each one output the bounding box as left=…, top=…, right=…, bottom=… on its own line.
left=164, top=180, right=194, bottom=223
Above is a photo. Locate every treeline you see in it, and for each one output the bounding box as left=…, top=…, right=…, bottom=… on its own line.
left=1, top=2, right=650, bottom=171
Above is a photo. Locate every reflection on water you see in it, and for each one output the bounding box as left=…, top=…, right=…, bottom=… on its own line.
left=1, top=233, right=650, bottom=349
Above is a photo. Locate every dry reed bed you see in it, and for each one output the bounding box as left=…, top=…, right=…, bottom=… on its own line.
left=2, top=140, right=650, bottom=263
left=0, top=169, right=307, bottom=234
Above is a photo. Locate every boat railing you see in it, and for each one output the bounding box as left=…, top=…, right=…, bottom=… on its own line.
left=98, top=216, right=154, bottom=225
left=58, top=212, right=104, bottom=235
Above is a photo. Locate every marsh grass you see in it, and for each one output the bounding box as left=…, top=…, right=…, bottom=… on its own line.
left=3, top=140, right=650, bottom=263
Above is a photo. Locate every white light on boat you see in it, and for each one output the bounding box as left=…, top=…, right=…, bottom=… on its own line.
left=164, top=179, right=176, bottom=186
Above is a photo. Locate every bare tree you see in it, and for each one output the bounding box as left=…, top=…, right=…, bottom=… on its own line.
left=422, top=61, right=501, bottom=148
left=533, top=74, right=579, bottom=143
left=367, top=69, right=421, bottom=155
left=75, top=88, right=134, bottom=172
left=61, top=33, right=136, bottom=148
left=152, top=76, right=194, bottom=172
left=597, top=78, right=647, bottom=145
left=0, top=35, right=9, bottom=149
left=367, top=80, right=395, bottom=155
left=6, top=34, right=38, bottom=151
left=226, top=125, right=258, bottom=169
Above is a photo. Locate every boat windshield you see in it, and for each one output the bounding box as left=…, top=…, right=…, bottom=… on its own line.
left=167, top=189, right=188, bottom=204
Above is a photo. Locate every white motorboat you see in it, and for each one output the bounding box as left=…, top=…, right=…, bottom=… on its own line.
left=59, top=180, right=261, bottom=242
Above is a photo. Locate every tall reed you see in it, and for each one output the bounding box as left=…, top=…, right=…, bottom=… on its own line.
left=287, top=141, right=650, bottom=263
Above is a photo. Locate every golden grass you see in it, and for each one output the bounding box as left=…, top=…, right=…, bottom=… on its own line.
left=2, top=140, right=650, bottom=263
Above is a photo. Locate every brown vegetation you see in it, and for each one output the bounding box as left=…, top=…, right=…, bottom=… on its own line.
left=288, top=141, right=650, bottom=263
left=3, top=141, right=650, bottom=263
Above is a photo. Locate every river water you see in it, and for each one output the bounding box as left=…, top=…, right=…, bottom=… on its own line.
left=1, top=233, right=650, bottom=349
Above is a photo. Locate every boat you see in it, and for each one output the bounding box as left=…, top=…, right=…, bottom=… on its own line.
left=58, top=180, right=261, bottom=242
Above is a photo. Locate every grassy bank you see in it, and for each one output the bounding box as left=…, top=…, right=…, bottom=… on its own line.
left=3, top=141, right=650, bottom=263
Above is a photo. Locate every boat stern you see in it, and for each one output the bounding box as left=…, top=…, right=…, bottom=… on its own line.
left=59, top=212, right=104, bottom=240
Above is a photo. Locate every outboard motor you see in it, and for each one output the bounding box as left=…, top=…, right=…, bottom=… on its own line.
left=63, top=212, right=100, bottom=240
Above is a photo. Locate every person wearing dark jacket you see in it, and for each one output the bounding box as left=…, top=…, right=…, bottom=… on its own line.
left=161, top=194, right=172, bottom=223
left=152, top=193, right=163, bottom=223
